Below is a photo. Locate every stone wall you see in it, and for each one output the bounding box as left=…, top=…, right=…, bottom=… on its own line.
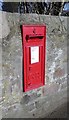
left=1, top=12, right=68, bottom=118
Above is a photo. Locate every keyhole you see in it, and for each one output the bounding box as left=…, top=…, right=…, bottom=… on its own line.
left=29, top=67, right=31, bottom=71
left=33, top=28, right=36, bottom=34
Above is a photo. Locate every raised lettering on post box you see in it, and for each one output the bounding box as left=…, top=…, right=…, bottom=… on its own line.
left=22, top=25, right=46, bottom=92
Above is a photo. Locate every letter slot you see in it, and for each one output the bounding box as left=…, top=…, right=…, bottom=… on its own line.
left=26, top=34, right=44, bottom=40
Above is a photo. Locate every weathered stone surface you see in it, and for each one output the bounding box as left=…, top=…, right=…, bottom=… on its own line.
left=2, top=12, right=10, bottom=38
left=20, top=95, right=31, bottom=104
left=54, top=67, right=65, bottom=78
left=1, top=12, right=68, bottom=118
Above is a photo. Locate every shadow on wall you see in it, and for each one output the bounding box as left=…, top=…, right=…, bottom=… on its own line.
left=0, top=2, right=69, bottom=16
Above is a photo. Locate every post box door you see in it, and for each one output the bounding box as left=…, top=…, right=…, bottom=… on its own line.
left=22, top=25, right=46, bottom=92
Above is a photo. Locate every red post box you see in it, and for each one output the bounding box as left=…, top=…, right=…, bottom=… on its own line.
left=22, top=25, right=46, bottom=92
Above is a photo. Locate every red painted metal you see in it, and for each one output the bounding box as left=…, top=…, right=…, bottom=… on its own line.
left=22, top=25, right=46, bottom=92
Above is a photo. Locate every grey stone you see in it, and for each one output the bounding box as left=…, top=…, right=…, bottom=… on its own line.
left=2, top=12, right=10, bottom=38
left=20, top=95, right=31, bottom=104
left=27, top=102, right=36, bottom=111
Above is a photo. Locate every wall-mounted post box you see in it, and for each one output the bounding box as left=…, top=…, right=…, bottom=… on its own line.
left=22, top=25, right=46, bottom=92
